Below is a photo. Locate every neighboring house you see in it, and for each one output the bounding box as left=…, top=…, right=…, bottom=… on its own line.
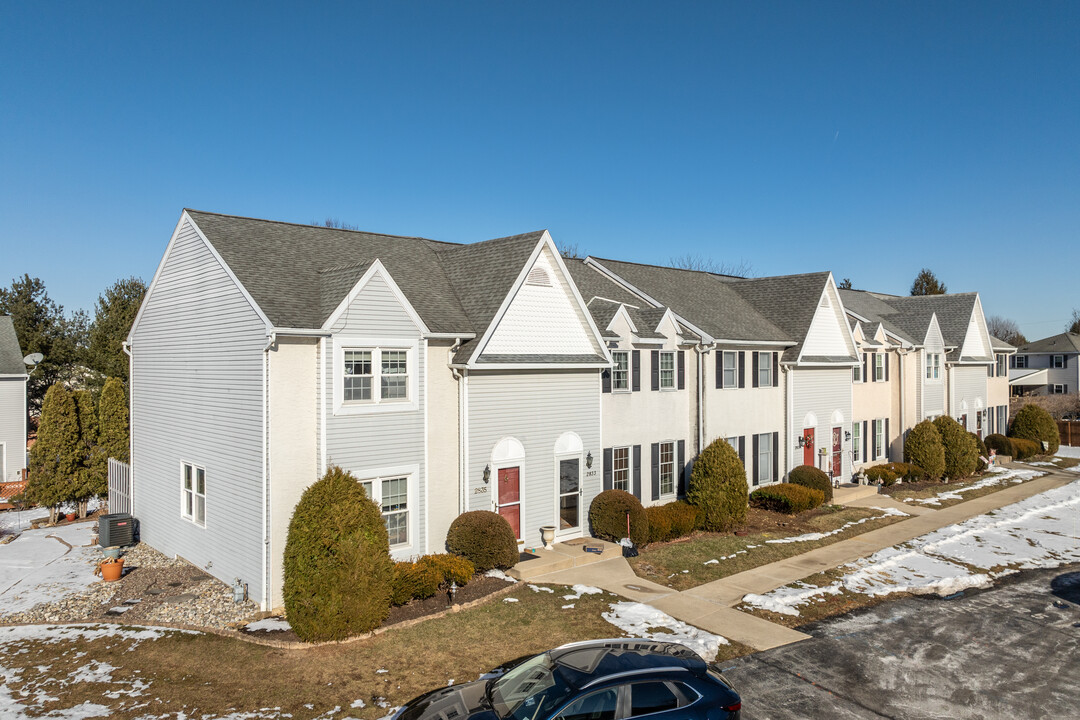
left=987, top=335, right=1014, bottom=435
left=1009, top=333, right=1080, bottom=397
left=0, top=316, right=29, bottom=487
left=128, top=210, right=609, bottom=609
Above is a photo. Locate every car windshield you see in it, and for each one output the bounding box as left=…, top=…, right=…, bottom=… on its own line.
left=489, top=653, right=574, bottom=720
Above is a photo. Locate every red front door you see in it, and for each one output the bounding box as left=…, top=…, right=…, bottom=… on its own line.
left=831, top=427, right=842, bottom=478
left=497, top=467, right=521, bottom=540
left=803, top=428, right=815, bottom=466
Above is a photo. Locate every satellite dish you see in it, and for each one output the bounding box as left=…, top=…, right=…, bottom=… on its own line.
left=23, top=353, right=43, bottom=366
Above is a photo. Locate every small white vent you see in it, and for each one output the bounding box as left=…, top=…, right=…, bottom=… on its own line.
left=525, top=267, right=552, bottom=287
left=819, top=294, right=830, bottom=308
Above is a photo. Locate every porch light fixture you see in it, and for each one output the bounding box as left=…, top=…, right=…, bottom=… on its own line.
left=845, top=431, right=851, bottom=442
left=586, top=451, right=593, bottom=469
left=483, top=464, right=491, bottom=484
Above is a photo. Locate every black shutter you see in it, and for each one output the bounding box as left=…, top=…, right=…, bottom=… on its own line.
left=1065, top=356, right=1070, bottom=368
left=870, top=352, right=877, bottom=382
left=772, top=352, right=779, bottom=388
left=1010, top=355, right=1016, bottom=368
left=716, top=351, right=723, bottom=389
left=602, top=367, right=611, bottom=393
left=677, top=351, right=685, bottom=390
left=738, top=352, right=746, bottom=388
left=752, top=352, right=759, bottom=388
left=677, top=440, right=686, bottom=496
left=633, top=445, right=642, bottom=499
left=651, top=351, right=660, bottom=391
left=772, top=431, right=779, bottom=482
left=885, top=418, right=890, bottom=461
left=650, top=443, right=660, bottom=500
left=752, top=434, right=760, bottom=486
left=632, top=351, right=641, bottom=392
left=862, top=420, right=868, bottom=463
left=738, top=436, right=745, bottom=466
left=603, top=448, right=613, bottom=491
left=884, top=354, right=889, bottom=382
left=863, top=353, right=869, bottom=383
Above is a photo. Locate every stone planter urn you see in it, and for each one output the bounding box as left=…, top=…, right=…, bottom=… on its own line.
left=540, top=526, right=556, bottom=551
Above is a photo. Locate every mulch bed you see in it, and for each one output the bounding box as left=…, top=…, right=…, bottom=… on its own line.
left=239, top=574, right=514, bottom=644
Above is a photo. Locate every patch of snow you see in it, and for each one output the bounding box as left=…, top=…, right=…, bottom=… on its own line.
left=904, top=468, right=1042, bottom=506
left=106, top=606, right=131, bottom=614
left=1054, top=446, right=1080, bottom=459
left=561, top=584, right=603, bottom=601
left=765, top=508, right=908, bottom=544
left=484, top=569, right=517, bottom=583
left=743, top=480, right=1080, bottom=617
left=245, top=617, right=291, bottom=632
left=601, top=602, right=728, bottom=659
left=503, top=597, right=519, bottom=603
left=561, top=604, right=575, bottom=609
left=527, top=584, right=554, bottom=593
left=0, top=624, right=197, bottom=648
left=376, top=668, right=389, bottom=673
left=703, top=559, right=718, bottom=565
left=0, top=523, right=102, bottom=617
left=351, top=698, right=366, bottom=708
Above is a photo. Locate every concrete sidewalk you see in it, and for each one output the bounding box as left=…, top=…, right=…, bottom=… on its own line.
left=529, top=468, right=1076, bottom=652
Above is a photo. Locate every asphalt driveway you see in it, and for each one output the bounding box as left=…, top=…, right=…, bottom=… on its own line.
left=721, top=564, right=1080, bottom=719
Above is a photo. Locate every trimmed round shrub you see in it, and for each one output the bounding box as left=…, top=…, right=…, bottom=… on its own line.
left=750, top=484, right=824, bottom=514
left=881, top=462, right=925, bottom=481
left=1010, top=437, right=1042, bottom=460
left=984, top=433, right=1014, bottom=458
left=864, top=464, right=900, bottom=486
left=645, top=501, right=699, bottom=543
left=391, top=554, right=475, bottom=606
left=686, top=438, right=748, bottom=532
left=970, top=433, right=989, bottom=472
left=589, top=489, right=649, bottom=546
left=446, top=511, right=518, bottom=572
left=904, top=420, right=946, bottom=480
left=933, top=416, right=979, bottom=480
left=786, top=464, right=832, bottom=503
left=283, top=465, right=394, bottom=642
left=1010, top=403, right=1060, bottom=455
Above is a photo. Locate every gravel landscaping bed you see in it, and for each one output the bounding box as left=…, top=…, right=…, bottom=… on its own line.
left=0, top=540, right=260, bottom=630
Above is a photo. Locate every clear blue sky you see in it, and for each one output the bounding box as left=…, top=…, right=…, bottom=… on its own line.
left=2, top=2, right=1077, bottom=340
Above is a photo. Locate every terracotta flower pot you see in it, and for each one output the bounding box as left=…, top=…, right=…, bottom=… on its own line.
left=100, top=558, right=124, bottom=582
left=65, top=513, right=77, bottom=522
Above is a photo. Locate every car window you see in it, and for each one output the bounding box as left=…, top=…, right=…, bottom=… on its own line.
left=555, top=688, right=618, bottom=720
left=629, top=681, right=680, bottom=716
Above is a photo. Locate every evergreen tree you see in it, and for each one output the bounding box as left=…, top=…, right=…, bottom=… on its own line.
left=99, top=377, right=129, bottom=463
left=910, top=269, right=947, bottom=296
left=72, top=389, right=106, bottom=517
left=86, top=277, right=146, bottom=386
left=838, top=278, right=854, bottom=290
left=26, top=384, right=80, bottom=523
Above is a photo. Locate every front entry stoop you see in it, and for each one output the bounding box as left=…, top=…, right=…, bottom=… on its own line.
left=833, top=482, right=882, bottom=505
left=507, top=538, right=622, bottom=581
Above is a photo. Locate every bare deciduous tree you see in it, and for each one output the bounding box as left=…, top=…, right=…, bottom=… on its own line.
left=986, top=315, right=1027, bottom=347
left=1067, top=308, right=1080, bottom=335
left=313, top=218, right=360, bottom=231
left=837, top=278, right=853, bottom=290
left=669, top=254, right=753, bottom=278
left=558, top=242, right=584, bottom=260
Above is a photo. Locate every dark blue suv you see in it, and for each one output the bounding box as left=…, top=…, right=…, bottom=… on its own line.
left=393, top=638, right=742, bottom=720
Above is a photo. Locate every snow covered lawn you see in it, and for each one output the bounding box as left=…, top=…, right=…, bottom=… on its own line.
left=743, top=479, right=1080, bottom=618
left=894, top=466, right=1043, bottom=507
left=1054, top=445, right=1080, bottom=459
left=0, top=522, right=101, bottom=618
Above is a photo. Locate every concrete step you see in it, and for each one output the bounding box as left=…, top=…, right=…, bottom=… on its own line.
left=833, top=483, right=881, bottom=505
left=507, top=538, right=622, bottom=581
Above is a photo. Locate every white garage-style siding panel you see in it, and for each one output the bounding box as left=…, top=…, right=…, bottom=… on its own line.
left=468, top=370, right=602, bottom=548
left=921, top=319, right=946, bottom=420
left=0, top=378, right=27, bottom=483
left=130, top=217, right=267, bottom=601
left=952, top=365, right=988, bottom=430
left=792, top=368, right=853, bottom=480
left=324, top=270, right=427, bottom=558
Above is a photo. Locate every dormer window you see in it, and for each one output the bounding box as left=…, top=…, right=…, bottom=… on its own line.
left=525, top=267, right=552, bottom=287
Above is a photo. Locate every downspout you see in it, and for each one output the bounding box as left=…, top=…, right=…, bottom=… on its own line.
left=261, top=332, right=275, bottom=610
left=447, top=340, right=465, bottom=515
left=694, top=344, right=712, bottom=454
left=897, top=348, right=908, bottom=456
left=122, top=341, right=133, bottom=513
left=785, top=362, right=794, bottom=477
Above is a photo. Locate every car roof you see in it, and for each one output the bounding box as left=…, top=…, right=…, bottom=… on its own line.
left=547, top=640, right=705, bottom=691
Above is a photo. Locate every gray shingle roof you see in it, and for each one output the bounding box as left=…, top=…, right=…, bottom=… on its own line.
left=720, top=272, right=840, bottom=361
left=186, top=210, right=473, bottom=333
left=1017, top=332, right=1080, bottom=354
left=989, top=335, right=1016, bottom=352
left=838, top=289, right=987, bottom=360
left=0, top=317, right=26, bottom=375
left=839, top=289, right=923, bottom=344
left=584, top=258, right=792, bottom=346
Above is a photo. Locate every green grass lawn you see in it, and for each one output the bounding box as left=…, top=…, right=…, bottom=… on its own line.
left=629, top=506, right=908, bottom=591
left=0, top=582, right=753, bottom=719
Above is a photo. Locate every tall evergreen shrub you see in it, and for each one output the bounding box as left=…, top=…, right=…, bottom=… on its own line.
left=72, top=389, right=107, bottom=517
left=26, top=384, right=80, bottom=523
left=933, top=416, right=979, bottom=480
left=904, top=420, right=946, bottom=480
left=1009, top=404, right=1060, bottom=455
left=686, top=438, right=748, bottom=531
left=98, top=378, right=129, bottom=463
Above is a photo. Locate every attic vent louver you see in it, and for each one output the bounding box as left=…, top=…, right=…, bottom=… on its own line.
left=820, top=294, right=830, bottom=308
left=526, top=267, right=552, bottom=287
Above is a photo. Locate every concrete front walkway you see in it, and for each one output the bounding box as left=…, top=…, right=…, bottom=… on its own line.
left=528, top=467, right=1077, bottom=652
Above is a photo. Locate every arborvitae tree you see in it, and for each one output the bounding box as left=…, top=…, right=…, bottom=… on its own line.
left=72, top=389, right=106, bottom=518
left=687, top=437, right=749, bottom=531
left=910, top=269, right=947, bottom=296
left=26, top=384, right=80, bottom=523
left=904, top=419, right=946, bottom=480
left=98, top=378, right=129, bottom=463
left=932, top=416, right=979, bottom=480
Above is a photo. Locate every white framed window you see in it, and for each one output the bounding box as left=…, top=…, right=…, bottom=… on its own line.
left=181, top=463, right=206, bottom=528
left=612, top=351, right=629, bottom=391
left=722, top=351, right=737, bottom=388
left=756, top=433, right=772, bottom=485
left=659, top=352, right=675, bottom=390
left=852, top=423, right=861, bottom=463
left=757, top=352, right=772, bottom=387
left=361, top=475, right=412, bottom=547
left=996, top=354, right=1007, bottom=377
left=853, top=363, right=861, bottom=382
left=874, top=354, right=885, bottom=381
left=1052, top=384, right=1065, bottom=395
left=334, top=339, right=419, bottom=415
left=873, top=419, right=884, bottom=460
left=612, top=446, right=630, bottom=491
left=1053, top=355, right=1064, bottom=368
left=1015, top=355, right=1027, bottom=369
left=725, top=436, right=738, bottom=450
left=659, top=441, right=675, bottom=495
left=926, top=353, right=941, bottom=380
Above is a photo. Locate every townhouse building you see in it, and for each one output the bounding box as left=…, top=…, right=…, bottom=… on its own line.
left=0, top=316, right=29, bottom=485
left=1009, top=333, right=1080, bottom=396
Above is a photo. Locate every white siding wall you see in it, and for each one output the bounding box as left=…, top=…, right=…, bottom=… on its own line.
left=791, top=367, right=853, bottom=480
left=467, top=370, right=601, bottom=548
left=130, top=218, right=267, bottom=601
left=951, top=365, right=989, bottom=431
left=324, top=272, right=427, bottom=559
left=0, top=378, right=27, bottom=483
left=921, top=324, right=947, bottom=420
left=426, top=340, right=461, bottom=552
